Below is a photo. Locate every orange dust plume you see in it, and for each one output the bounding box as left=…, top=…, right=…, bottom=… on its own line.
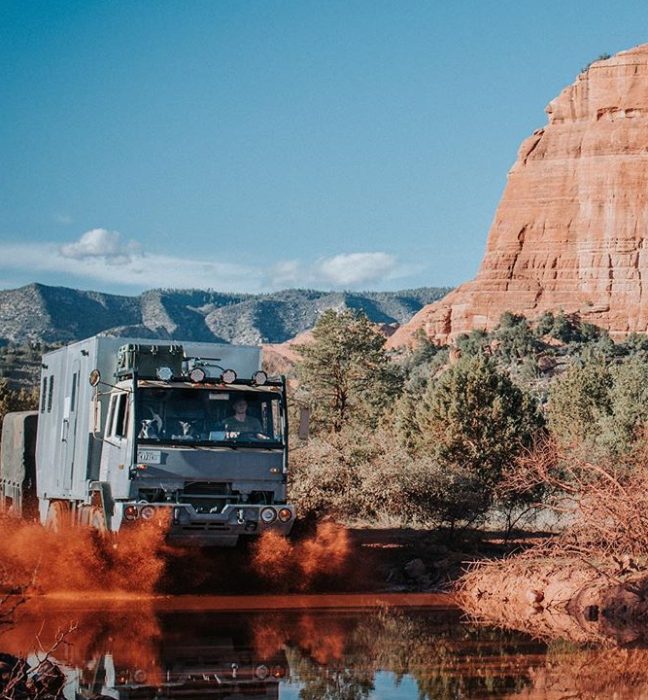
left=0, top=510, right=172, bottom=595
left=251, top=522, right=351, bottom=591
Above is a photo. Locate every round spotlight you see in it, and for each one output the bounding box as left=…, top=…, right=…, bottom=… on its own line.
left=156, top=366, right=174, bottom=381
left=260, top=507, right=277, bottom=524
left=189, top=367, right=206, bottom=383
left=272, top=665, right=286, bottom=679
left=221, top=369, right=237, bottom=384
left=278, top=508, right=292, bottom=522
left=252, top=370, right=267, bottom=386
left=133, top=670, right=148, bottom=684
left=140, top=505, right=156, bottom=520
left=124, top=505, right=138, bottom=521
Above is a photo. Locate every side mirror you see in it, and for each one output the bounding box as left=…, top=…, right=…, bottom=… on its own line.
left=298, top=406, right=310, bottom=441
left=89, top=369, right=101, bottom=387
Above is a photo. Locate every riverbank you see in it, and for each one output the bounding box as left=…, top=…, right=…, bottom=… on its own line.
left=459, top=555, right=648, bottom=644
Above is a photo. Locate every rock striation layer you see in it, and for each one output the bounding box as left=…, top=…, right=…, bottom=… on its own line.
left=390, top=44, right=648, bottom=346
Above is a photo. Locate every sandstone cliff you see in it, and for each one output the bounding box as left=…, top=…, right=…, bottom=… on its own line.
left=390, top=44, right=648, bottom=346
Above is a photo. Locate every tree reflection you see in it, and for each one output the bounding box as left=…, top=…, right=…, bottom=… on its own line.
left=5, top=601, right=613, bottom=700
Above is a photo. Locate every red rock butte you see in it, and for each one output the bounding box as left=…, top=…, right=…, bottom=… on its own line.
left=390, top=43, right=648, bottom=347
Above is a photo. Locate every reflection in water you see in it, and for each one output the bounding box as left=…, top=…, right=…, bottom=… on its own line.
left=3, top=596, right=648, bottom=699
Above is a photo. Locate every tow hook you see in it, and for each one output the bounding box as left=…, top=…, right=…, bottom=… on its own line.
left=236, top=508, right=245, bottom=524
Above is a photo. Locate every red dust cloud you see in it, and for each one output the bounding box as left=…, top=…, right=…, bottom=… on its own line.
left=0, top=510, right=170, bottom=595
left=251, top=522, right=351, bottom=590
left=0, top=510, right=353, bottom=597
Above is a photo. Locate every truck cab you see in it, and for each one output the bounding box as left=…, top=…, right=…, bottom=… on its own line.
left=104, top=375, right=293, bottom=546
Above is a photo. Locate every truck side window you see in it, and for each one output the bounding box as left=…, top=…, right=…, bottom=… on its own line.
left=47, top=375, right=54, bottom=413
left=114, top=393, right=129, bottom=438
left=70, top=372, right=78, bottom=412
left=106, top=396, right=117, bottom=436
left=40, top=377, right=48, bottom=413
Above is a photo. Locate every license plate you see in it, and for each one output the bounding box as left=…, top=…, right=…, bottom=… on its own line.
left=136, top=449, right=161, bottom=464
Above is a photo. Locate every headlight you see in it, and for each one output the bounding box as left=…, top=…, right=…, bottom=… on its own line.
left=260, top=507, right=277, bottom=523
left=140, top=505, right=156, bottom=520
left=255, top=664, right=269, bottom=680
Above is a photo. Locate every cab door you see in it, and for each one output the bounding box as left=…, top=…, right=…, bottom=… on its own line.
left=99, top=390, right=133, bottom=500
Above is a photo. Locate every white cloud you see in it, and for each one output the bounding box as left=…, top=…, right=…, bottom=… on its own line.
left=0, top=229, right=411, bottom=293
left=317, top=252, right=397, bottom=286
left=271, top=251, right=401, bottom=289
left=0, top=229, right=261, bottom=292
left=60, top=228, right=136, bottom=262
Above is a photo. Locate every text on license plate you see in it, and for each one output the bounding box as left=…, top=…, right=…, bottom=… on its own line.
left=136, top=449, right=161, bottom=464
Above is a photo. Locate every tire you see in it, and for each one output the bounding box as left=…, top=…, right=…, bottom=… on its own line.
left=45, top=501, right=70, bottom=533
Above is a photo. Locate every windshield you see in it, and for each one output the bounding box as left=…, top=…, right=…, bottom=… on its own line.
left=136, top=387, right=284, bottom=447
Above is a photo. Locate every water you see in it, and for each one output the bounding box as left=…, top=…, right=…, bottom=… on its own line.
left=2, top=593, right=645, bottom=700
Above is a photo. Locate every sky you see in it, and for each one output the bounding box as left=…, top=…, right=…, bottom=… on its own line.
left=1, top=0, right=647, bottom=296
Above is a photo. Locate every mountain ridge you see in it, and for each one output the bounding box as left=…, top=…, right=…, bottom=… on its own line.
left=0, top=283, right=452, bottom=346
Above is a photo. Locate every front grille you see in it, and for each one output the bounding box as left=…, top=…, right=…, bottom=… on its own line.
left=179, top=482, right=232, bottom=514
left=183, top=482, right=230, bottom=495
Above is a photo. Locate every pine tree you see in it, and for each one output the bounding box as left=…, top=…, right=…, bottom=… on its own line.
left=296, top=309, right=402, bottom=433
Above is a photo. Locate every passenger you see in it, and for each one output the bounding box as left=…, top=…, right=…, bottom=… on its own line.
left=173, top=419, right=199, bottom=440
left=138, top=408, right=163, bottom=439
left=138, top=418, right=160, bottom=439
left=221, top=398, right=267, bottom=439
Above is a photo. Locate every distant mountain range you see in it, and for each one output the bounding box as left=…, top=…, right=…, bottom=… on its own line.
left=0, top=283, right=452, bottom=346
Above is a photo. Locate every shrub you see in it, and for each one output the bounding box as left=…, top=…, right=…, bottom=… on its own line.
left=289, top=427, right=490, bottom=529
left=414, top=355, right=542, bottom=491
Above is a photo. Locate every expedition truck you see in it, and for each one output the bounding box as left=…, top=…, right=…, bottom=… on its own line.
left=0, top=336, right=295, bottom=546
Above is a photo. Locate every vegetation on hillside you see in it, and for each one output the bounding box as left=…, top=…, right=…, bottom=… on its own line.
left=290, top=308, right=648, bottom=535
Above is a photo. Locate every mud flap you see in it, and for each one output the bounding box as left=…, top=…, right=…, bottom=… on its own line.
left=88, top=481, right=114, bottom=530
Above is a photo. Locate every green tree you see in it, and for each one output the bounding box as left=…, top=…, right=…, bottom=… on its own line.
left=546, top=360, right=612, bottom=448
left=494, top=312, right=540, bottom=362
left=600, top=355, right=648, bottom=456
left=414, top=355, right=542, bottom=490
left=296, top=309, right=402, bottom=433
left=454, top=329, right=490, bottom=357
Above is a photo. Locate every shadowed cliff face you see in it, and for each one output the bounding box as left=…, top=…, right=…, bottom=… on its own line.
left=390, top=43, right=648, bottom=347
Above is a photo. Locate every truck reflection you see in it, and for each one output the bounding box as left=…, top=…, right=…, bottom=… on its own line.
left=75, top=641, right=287, bottom=700
left=2, top=607, right=288, bottom=700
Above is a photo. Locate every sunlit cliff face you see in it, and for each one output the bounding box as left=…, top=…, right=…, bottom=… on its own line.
left=390, top=43, right=648, bottom=347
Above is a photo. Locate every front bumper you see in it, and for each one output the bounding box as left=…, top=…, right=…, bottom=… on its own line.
left=114, top=502, right=295, bottom=546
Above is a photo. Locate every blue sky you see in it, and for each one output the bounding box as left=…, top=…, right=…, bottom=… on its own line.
left=1, top=0, right=646, bottom=295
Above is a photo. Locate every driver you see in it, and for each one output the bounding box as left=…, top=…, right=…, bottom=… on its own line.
left=221, top=397, right=266, bottom=438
